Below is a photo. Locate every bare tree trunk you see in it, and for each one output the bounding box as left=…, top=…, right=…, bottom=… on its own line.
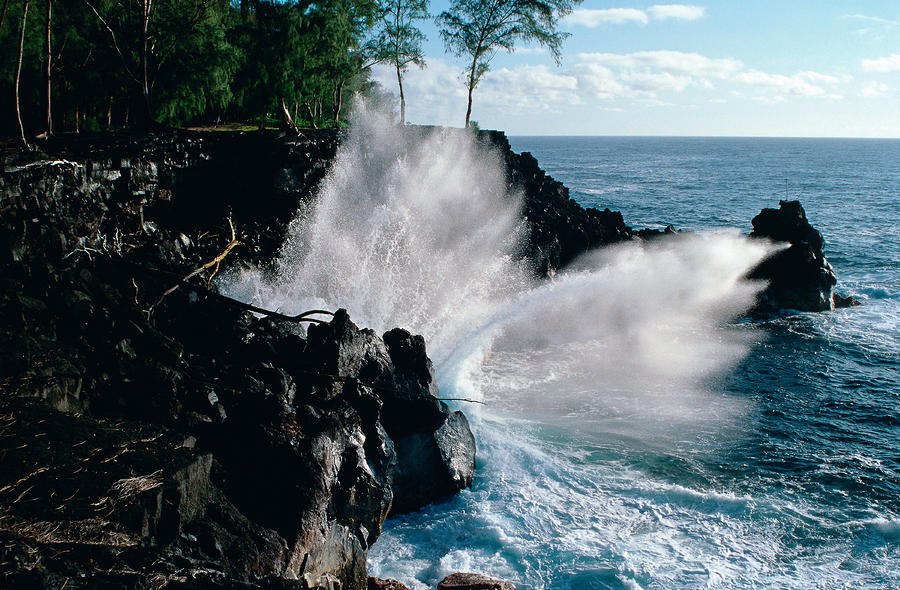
left=465, top=55, right=478, bottom=128
left=43, top=0, right=51, bottom=137
left=333, top=79, right=345, bottom=126
left=74, top=104, right=79, bottom=133
left=107, top=96, right=113, bottom=128
left=279, top=95, right=299, bottom=135
left=0, top=0, right=10, bottom=33
left=304, top=102, right=315, bottom=128
left=139, top=0, right=153, bottom=126
left=397, top=65, right=406, bottom=125
left=15, top=0, right=30, bottom=149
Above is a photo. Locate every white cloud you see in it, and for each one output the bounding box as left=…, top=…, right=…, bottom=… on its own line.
left=512, top=47, right=547, bottom=56
left=647, top=4, right=706, bottom=21
left=797, top=71, right=845, bottom=84
left=565, top=8, right=648, bottom=27
left=565, top=5, right=705, bottom=27
left=861, top=81, right=891, bottom=97
left=843, top=13, right=898, bottom=38
left=861, top=54, right=900, bottom=73
left=578, top=51, right=742, bottom=79
left=734, top=70, right=830, bottom=97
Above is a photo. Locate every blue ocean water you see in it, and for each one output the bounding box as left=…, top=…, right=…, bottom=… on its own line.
left=369, top=136, right=900, bottom=589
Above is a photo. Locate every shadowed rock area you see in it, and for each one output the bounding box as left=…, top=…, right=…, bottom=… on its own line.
left=748, top=200, right=858, bottom=313
left=1, top=129, right=854, bottom=589
left=1, top=130, right=474, bottom=589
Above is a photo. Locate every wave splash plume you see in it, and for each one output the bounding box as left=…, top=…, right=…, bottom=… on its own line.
left=223, top=103, right=781, bottom=589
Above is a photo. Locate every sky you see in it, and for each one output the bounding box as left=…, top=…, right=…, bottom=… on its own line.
left=370, top=0, right=900, bottom=136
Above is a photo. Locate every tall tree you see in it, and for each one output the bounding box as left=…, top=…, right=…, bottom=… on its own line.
left=41, top=0, right=50, bottom=137
left=14, top=0, right=29, bottom=147
left=369, top=0, right=428, bottom=124
left=437, top=0, right=577, bottom=127
left=83, top=0, right=228, bottom=127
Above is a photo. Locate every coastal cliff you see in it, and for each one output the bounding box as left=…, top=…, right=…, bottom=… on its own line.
left=1, top=128, right=850, bottom=589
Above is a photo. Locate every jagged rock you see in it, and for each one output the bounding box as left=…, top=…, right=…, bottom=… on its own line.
left=0, top=130, right=474, bottom=589
left=368, top=577, right=410, bottom=590
left=748, top=200, right=856, bottom=312
left=437, top=572, right=515, bottom=590
left=479, top=132, right=634, bottom=275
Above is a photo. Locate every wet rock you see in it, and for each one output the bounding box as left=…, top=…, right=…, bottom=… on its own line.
left=437, top=572, right=515, bottom=590
left=748, top=200, right=856, bottom=312
left=0, top=130, right=472, bottom=589
left=479, top=132, right=634, bottom=276
left=368, top=577, right=410, bottom=590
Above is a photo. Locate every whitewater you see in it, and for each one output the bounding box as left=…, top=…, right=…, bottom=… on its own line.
left=224, top=105, right=900, bottom=589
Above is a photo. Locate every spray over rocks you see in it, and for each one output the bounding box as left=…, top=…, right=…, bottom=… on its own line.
left=1, top=101, right=853, bottom=589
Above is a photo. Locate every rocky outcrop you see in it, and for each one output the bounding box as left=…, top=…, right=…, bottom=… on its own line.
left=437, top=572, right=515, bottom=590
left=748, top=200, right=857, bottom=313
left=1, top=130, right=474, bottom=589
left=478, top=131, right=634, bottom=276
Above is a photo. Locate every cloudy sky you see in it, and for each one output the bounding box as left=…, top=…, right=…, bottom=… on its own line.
left=370, top=0, right=899, bottom=136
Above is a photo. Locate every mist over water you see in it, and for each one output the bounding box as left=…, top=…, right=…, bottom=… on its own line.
left=220, top=105, right=824, bottom=589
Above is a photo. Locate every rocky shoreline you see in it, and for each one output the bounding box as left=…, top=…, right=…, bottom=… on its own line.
left=1, top=128, right=852, bottom=589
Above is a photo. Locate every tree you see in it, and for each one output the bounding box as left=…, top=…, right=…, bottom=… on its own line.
left=83, top=0, right=231, bottom=127
left=14, top=0, right=29, bottom=147
left=369, top=0, right=428, bottom=124
left=436, top=0, right=578, bottom=127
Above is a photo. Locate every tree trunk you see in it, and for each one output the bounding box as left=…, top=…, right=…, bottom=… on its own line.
left=107, top=96, right=113, bottom=128
left=138, top=0, right=152, bottom=127
left=0, top=0, right=10, bottom=34
left=465, top=55, right=478, bottom=128
left=43, top=0, right=51, bottom=137
left=74, top=104, right=79, bottom=133
left=15, top=0, right=29, bottom=149
left=397, top=65, right=406, bottom=125
left=333, top=79, right=345, bottom=126
left=304, top=102, right=315, bottom=128
left=279, top=95, right=299, bottom=135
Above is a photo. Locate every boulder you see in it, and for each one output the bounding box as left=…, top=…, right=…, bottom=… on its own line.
left=437, top=572, right=515, bottom=590
left=368, top=577, right=410, bottom=590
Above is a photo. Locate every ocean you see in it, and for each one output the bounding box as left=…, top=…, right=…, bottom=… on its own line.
left=365, top=136, right=900, bottom=589
left=224, top=115, right=900, bottom=589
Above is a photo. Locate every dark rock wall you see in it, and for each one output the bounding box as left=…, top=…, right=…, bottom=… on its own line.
left=1, top=131, right=474, bottom=590
left=0, top=128, right=852, bottom=589
left=477, top=130, right=634, bottom=275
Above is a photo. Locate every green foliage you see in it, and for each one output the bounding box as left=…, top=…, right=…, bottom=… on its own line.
left=0, top=0, right=382, bottom=135
left=437, top=0, right=580, bottom=125
left=367, top=0, right=429, bottom=123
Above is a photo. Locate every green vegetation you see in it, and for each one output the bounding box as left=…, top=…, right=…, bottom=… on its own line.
left=0, top=0, right=382, bottom=138
left=0, top=0, right=577, bottom=140
left=437, top=0, right=579, bottom=128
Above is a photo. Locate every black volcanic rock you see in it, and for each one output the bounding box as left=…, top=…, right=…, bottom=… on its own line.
left=748, top=200, right=856, bottom=313
left=478, top=131, right=634, bottom=276
left=0, top=131, right=474, bottom=589
left=438, top=572, right=515, bottom=590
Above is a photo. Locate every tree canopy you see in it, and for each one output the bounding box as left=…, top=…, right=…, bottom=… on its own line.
left=437, top=0, right=579, bottom=127
left=368, top=0, right=429, bottom=124
left=0, top=0, right=385, bottom=136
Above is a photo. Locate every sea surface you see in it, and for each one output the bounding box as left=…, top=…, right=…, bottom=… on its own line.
left=365, top=136, right=900, bottom=589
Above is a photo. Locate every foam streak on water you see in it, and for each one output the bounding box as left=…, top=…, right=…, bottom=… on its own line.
left=220, top=107, right=900, bottom=589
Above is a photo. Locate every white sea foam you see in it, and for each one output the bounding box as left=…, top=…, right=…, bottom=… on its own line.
left=220, top=103, right=894, bottom=589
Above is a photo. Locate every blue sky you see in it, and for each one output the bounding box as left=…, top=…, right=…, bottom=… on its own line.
left=370, top=1, right=900, bottom=136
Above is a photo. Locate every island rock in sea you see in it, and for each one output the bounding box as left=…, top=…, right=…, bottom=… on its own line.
left=748, top=200, right=858, bottom=312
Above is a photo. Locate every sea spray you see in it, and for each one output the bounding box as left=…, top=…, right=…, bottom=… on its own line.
left=222, top=104, right=785, bottom=588
left=221, top=101, right=532, bottom=361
